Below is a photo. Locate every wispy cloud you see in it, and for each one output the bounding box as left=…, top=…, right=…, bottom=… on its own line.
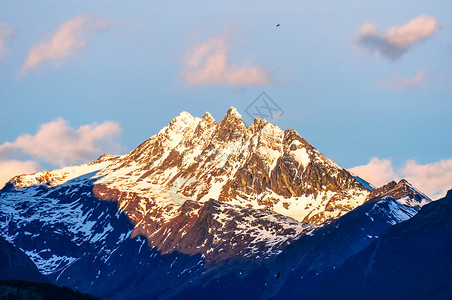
left=356, top=15, right=441, bottom=61
left=0, top=118, right=123, bottom=166
left=181, top=36, right=271, bottom=86
left=349, top=157, right=452, bottom=199
left=381, top=69, right=427, bottom=89
left=20, top=14, right=112, bottom=75
left=0, top=23, right=14, bottom=61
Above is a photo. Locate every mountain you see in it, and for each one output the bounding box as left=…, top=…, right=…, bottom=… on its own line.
left=1, top=162, right=207, bottom=299
left=349, top=172, right=375, bottom=191
left=0, top=236, right=49, bottom=283
left=91, top=107, right=370, bottom=259
left=94, top=107, right=369, bottom=224
left=0, top=280, right=99, bottom=300
left=314, top=189, right=452, bottom=300
left=1, top=107, right=438, bottom=299
left=169, top=180, right=421, bottom=299
left=369, top=178, right=431, bottom=210
left=0, top=108, right=373, bottom=298
left=4, top=108, right=370, bottom=262
left=0, top=236, right=100, bottom=299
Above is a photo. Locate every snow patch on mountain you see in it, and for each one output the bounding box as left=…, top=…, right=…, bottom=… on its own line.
left=290, top=141, right=310, bottom=168
left=372, top=196, right=417, bottom=225
left=0, top=172, right=133, bottom=276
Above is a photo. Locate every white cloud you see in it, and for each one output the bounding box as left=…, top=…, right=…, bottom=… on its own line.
left=356, top=15, right=441, bottom=61
left=0, top=118, right=123, bottom=166
left=349, top=157, right=452, bottom=199
left=0, top=23, right=13, bottom=61
left=0, top=160, right=40, bottom=189
left=20, top=14, right=112, bottom=74
left=382, top=69, right=427, bottom=89
left=181, top=36, right=271, bottom=86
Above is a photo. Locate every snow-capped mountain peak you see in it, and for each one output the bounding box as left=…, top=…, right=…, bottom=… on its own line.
left=83, top=108, right=371, bottom=258
left=2, top=108, right=373, bottom=266
left=0, top=107, right=441, bottom=300
left=94, top=108, right=369, bottom=224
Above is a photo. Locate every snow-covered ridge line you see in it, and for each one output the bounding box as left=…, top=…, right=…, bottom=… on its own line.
left=375, top=196, right=418, bottom=225
left=6, top=154, right=121, bottom=189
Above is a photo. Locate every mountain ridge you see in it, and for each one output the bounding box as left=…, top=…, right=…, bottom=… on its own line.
left=313, top=189, right=452, bottom=299
left=1, top=107, right=443, bottom=299
left=5, top=108, right=420, bottom=264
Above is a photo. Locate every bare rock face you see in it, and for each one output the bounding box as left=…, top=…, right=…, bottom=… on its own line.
left=369, top=179, right=431, bottom=210
left=93, top=182, right=315, bottom=263
left=162, top=199, right=315, bottom=263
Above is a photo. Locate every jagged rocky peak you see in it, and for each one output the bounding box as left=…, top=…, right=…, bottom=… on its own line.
left=201, top=111, right=216, bottom=124
left=209, top=107, right=248, bottom=143
left=165, top=111, right=200, bottom=137
left=249, top=117, right=283, bottom=140
left=283, top=129, right=314, bottom=155
left=169, top=111, right=197, bottom=127
left=225, top=106, right=243, bottom=120
left=219, top=106, right=246, bottom=128
left=369, top=179, right=431, bottom=210
left=193, top=112, right=217, bottom=135
left=248, top=117, right=268, bottom=134
left=246, top=118, right=282, bottom=158
left=91, top=153, right=119, bottom=164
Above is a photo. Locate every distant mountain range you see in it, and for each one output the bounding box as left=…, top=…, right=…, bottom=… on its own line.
left=1, top=108, right=449, bottom=299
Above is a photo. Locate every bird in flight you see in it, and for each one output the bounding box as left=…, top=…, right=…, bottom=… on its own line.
left=276, top=24, right=280, bottom=27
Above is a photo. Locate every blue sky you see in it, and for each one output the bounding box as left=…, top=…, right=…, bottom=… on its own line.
left=1, top=1, right=451, bottom=198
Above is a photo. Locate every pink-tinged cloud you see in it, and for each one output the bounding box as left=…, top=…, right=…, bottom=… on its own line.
left=349, top=157, right=452, bottom=199
left=20, top=14, right=112, bottom=74
left=0, top=160, right=40, bottom=189
left=402, top=158, right=452, bottom=200
left=356, top=15, right=441, bottom=61
left=382, top=69, right=427, bottom=89
left=349, top=157, right=399, bottom=188
left=182, top=37, right=271, bottom=86
left=0, top=118, right=123, bottom=166
left=0, top=23, right=13, bottom=61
